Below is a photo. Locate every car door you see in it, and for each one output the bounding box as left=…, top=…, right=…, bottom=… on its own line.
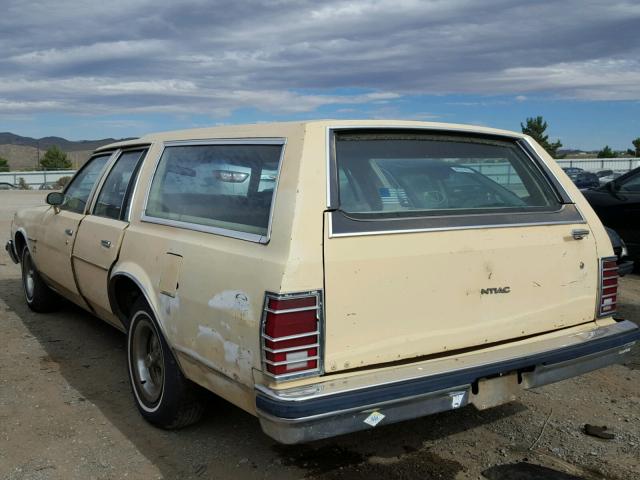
left=72, top=149, right=147, bottom=325
left=36, top=153, right=113, bottom=306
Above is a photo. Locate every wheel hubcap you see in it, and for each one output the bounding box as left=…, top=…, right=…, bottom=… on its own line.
left=23, top=253, right=35, bottom=301
left=131, top=317, right=164, bottom=405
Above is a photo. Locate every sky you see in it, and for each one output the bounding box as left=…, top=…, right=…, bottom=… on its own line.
left=0, top=0, right=639, bottom=150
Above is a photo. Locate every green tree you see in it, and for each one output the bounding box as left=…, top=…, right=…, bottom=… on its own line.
left=55, top=176, right=72, bottom=189
left=40, top=145, right=72, bottom=170
left=597, top=145, right=616, bottom=158
left=0, top=156, right=9, bottom=172
left=632, top=137, right=640, bottom=157
left=520, top=116, right=563, bottom=158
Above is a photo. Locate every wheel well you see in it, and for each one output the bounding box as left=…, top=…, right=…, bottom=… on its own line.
left=14, top=231, right=27, bottom=257
left=110, top=275, right=145, bottom=329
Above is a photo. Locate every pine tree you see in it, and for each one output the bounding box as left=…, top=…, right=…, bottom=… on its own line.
left=40, top=146, right=72, bottom=170
left=520, top=116, right=563, bottom=158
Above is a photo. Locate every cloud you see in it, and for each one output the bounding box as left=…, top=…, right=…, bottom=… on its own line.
left=0, top=0, right=639, bottom=118
left=0, top=76, right=401, bottom=116
left=0, top=99, right=65, bottom=112
left=9, top=40, right=168, bottom=67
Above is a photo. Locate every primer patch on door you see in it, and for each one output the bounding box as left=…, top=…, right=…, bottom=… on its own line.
left=208, top=290, right=250, bottom=312
left=159, top=293, right=180, bottom=316
left=364, top=411, right=385, bottom=427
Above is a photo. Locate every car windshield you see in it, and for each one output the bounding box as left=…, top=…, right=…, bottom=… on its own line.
left=336, top=131, right=561, bottom=218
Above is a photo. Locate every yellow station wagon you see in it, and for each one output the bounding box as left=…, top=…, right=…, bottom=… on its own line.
left=6, top=120, right=639, bottom=443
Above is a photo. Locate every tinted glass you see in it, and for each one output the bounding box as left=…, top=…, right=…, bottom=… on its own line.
left=146, top=144, right=282, bottom=236
left=61, top=154, right=110, bottom=213
left=94, top=150, right=145, bottom=220
left=619, top=170, right=640, bottom=192
left=336, top=132, right=560, bottom=217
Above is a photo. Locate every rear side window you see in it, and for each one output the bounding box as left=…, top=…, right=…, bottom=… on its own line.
left=145, top=143, right=283, bottom=239
left=336, top=132, right=560, bottom=218
left=618, top=170, right=640, bottom=192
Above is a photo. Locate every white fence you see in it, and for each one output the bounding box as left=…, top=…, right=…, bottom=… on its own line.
left=555, top=158, right=639, bottom=173
left=0, top=169, right=76, bottom=187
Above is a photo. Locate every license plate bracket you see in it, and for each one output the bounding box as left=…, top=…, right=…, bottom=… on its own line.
left=471, top=372, right=520, bottom=410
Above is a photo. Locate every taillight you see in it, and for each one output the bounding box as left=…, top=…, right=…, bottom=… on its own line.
left=599, top=257, right=618, bottom=316
left=261, top=290, right=323, bottom=380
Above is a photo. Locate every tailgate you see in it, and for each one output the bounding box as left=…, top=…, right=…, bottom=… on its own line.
left=321, top=128, right=599, bottom=373
left=323, top=216, right=599, bottom=372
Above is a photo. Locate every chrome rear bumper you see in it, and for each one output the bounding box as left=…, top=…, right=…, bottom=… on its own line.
left=5, top=240, right=19, bottom=264
left=255, top=320, right=639, bottom=444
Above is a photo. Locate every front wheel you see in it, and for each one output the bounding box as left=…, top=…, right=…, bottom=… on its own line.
left=127, top=299, right=204, bottom=429
left=20, top=246, right=61, bottom=313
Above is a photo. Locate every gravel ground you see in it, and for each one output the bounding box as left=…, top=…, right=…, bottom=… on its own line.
left=0, top=191, right=638, bottom=480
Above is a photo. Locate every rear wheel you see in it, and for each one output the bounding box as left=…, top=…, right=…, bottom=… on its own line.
left=127, top=299, right=204, bottom=429
left=20, top=246, right=61, bottom=312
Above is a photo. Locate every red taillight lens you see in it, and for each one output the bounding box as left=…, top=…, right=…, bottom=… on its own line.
left=261, top=291, right=322, bottom=380
left=599, top=258, right=618, bottom=316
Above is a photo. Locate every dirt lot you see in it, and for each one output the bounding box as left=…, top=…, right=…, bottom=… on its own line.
left=0, top=191, right=638, bottom=480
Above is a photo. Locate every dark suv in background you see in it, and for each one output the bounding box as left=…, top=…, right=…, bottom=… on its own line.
left=583, top=167, right=640, bottom=268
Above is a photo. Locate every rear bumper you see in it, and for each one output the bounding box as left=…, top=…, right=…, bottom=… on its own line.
left=255, top=320, right=640, bottom=444
left=5, top=240, right=19, bottom=264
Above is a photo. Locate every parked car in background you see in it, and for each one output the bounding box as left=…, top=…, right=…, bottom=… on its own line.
left=597, top=170, right=626, bottom=186
left=575, top=171, right=600, bottom=189
left=0, top=182, right=16, bottom=190
left=562, top=167, right=600, bottom=189
left=582, top=166, right=640, bottom=264
left=562, top=167, right=583, bottom=178
left=597, top=169, right=614, bottom=178
left=6, top=121, right=640, bottom=444
left=605, top=227, right=634, bottom=276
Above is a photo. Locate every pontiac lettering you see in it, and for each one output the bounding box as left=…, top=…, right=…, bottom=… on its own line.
left=481, top=287, right=511, bottom=295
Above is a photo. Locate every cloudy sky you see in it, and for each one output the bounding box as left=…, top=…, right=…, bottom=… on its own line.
left=1, top=0, right=639, bottom=149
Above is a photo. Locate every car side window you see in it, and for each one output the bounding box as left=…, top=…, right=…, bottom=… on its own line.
left=60, top=154, right=111, bottom=214
left=93, top=150, right=146, bottom=220
left=145, top=143, right=283, bottom=238
left=618, top=172, right=640, bottom=193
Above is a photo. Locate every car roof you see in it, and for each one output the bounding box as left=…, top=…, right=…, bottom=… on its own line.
left=95, top=120, right=526, bottom=152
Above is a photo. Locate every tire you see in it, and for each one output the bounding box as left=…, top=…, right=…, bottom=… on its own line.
left=20, top=246, right=61, bottom=313
left=127, top=298, right=204, bottom=429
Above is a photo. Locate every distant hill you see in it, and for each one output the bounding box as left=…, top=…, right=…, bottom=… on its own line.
left=0, top=132, right=130, bottom=152
left=0, top=132, right=134, bottom=170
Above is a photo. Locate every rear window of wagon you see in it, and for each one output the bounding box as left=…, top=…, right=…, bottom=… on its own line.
left=144, top=143, right=283, bottom=241
left=335, top=131, right=561, bottom=219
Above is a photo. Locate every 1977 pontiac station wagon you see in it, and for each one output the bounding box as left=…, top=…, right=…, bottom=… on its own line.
left=6, top=121, right=640, bottom=443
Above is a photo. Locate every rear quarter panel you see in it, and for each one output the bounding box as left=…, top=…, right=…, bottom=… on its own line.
left=112, top=124, right=327, bottom=414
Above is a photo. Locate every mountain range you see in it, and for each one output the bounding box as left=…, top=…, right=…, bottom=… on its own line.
left=0, top=132, right=131, bottom=152
left=0, top=132, right=133, bottom=170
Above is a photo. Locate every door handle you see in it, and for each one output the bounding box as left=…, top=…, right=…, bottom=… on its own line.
left=64, top=228, right=73, bottom=236
left=571, top=229, right=590, bottom=240
left=100, top=240, right=112, bottom=248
